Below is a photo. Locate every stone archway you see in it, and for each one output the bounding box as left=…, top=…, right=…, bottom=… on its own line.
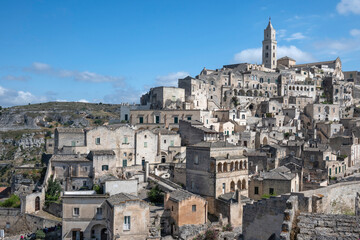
left=263, top=137, right=268, bottom=145
left=101, top=228, right=107, bottom=240
left=91, top=224, right=107, bottom=240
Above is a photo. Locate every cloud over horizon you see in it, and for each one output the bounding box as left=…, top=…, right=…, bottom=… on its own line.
left=0, top=85, right=48, bottom=107
left=155, top=72, right=189, bottom=87
left=25, top=62, right=125, bottom=83
left=233, top=45, right=315, bottom=64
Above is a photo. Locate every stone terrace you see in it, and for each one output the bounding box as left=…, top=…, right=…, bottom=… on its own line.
left=297, top=213, right=360, bottom=240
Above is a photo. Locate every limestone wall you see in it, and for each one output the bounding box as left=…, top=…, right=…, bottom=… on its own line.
left=242, top=195, right=290, bottom=240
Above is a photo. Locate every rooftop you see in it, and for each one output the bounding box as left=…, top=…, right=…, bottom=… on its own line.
left=106, top=193, right=139, bottom=207
left=168, top=189, right=202, bottom=202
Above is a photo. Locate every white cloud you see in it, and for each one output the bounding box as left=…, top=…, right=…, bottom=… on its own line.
left=277, top=29, right=287, bottom=39
left=25, top=62, right=125, bottom=83
left=2, top=75, right=30, bottom=81
left=350, top=29, right=360, bottom=36
left=233, top=45, right=314, bottom=64
left=314, top=38, right=360, bottom=54
left=233, top=48, right=263, bottom=64
left=285, top=32, right=306, bottom=41
left=337, top=0, right=360, bottom=14
left=32, top=62, right=51, bottom=71
left=0, top=85, right=47, bottom=107
left=277, top=46, right=315, bottom=63
left=78, top=99, right=89, bottom=103
left=155, top=71, right=189, bottom=87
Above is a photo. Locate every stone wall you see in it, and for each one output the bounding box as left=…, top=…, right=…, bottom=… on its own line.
left=0, top=208, right=59, bottom=236
left=242, top=195, right=290, bottom=240
left=296, top=213, right=360, bottom=239
left=104, top=179, right=138, bottom=196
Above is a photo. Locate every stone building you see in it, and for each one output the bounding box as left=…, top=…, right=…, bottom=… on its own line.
left=129, top=109, right=210, bottom=129
left=248, top=165, right=300, bottom=201
left=140, top=86, right=185, bottom=110
left=262, top=18, right=277, bottom=69
left=185, top=141, right=248, bottom=218
left=178, top=76, right=209, bottom=110
left=179, top=120, right=220, bottom=146
left=304, top=103, right=340, bottom=122
left=62, top=191, right=150, bottom=240
left=50, top=154, right=93, bottom=191
left=163, top=189, right=207, bottom=236
left=135, top=129, right=158, bottom=166
left=54, top=128, right=86, bottom=154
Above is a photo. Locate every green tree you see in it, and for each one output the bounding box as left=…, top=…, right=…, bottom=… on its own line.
left=147, top=185, right=163, bottom=204
left=45, top=176, right=62, bottom=203
left=0, top=194, right=20, bottom=208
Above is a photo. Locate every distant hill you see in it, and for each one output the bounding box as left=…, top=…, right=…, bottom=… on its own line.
left=0, top=101, right=122, bottom=131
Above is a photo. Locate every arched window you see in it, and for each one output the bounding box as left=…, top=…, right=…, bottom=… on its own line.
left=223, top=162, right=228, bottom=172
left=242, top=114, right=245, bottom=119
left=235, top=161, right=239, bottom=170
left=242, top=179, right=247, bottom=189
left=240, top=160, right=243, bottom=170
left=237, top=180, right=242, bottom=190
left=230, top=181, right=235, bottom=192
left=218, top=163, right=223, bottom=172
left=35, top=196, right=40, bottom=211
left=230, top=162, right=234, bottom=171
left=244, top=161, right=247, bottom=169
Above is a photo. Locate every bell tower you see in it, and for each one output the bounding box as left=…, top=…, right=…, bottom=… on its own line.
left=262, top=18, right=277, bottom=69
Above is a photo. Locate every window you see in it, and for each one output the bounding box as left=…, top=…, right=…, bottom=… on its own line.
left=222, top=183, right=226, bottom=194
left=123, top=216, right=131, bottom=231
left=124, top=152, right=127, bottom=157
left=123, top=159, right=127, bottom=167
left=95, top=138, right=100, bottom=145
left=269, top=188, right=274, bottom=195
left=170, top=140, right=174, bottom=146
left=124, top=114, right=128, bottom=121
left=144, top=142, right=147, bottom=148
left=268, top=79, right=270, bottom=84
left=187, top=116, right=192, bottom=121
left=96, top=208, right=102, bottom=216
left=194, top=155, right=199, bottom=165
left=174, top=116, right=178, bottom=124
left=192, top=205, right=196, bottom=212
left=83, top=181, right=87, bottom=186
left=164, top=140, right=167, bottom=144
left=172, top=96, right=176, bottom=101
left=123, top=136, right=128, bottom=144
left=102, top=165, right=109, bottom=171
left=155, top=115, right=160, bottom=124
left=265, top=53, right=269, bottom=58
left=191, top=181, right=195, bottom=190
left=73, top=208, right=79, bottom=216
left=71, top=141, right=76, bottom=147
left=266, top=45, right=269, bottom=50
left=139, top=116, right=143, bottom=124
left=255, top=187, right=259, bottom=195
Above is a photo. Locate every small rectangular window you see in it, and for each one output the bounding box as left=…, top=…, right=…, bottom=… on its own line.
left=73, top=208, right=79, bottom=216
left=123, top=159, right=127, bottom=167
left=123, top=136, right=128, bottom=144
left=96, top=208, right=102, bottom=215
left=102, top=165, right=109, bottom=171
left=139, top=116, right=144, bottom=124
left=174, top=116, right=178, bottom=124
left=144, top=142, right=147, bottom=148
left=194, top=155, right=199, bottom=165
left=95, top=138, right=100, bottom=145
left=124, top=216, right=131, bottom=231
left=170, top=140, right=174, bottom=146
left=255, top=187, right=259, bottom=195
left=192, top=205, right=196, bottom=212
left=269, top=188, right=274, bottom=195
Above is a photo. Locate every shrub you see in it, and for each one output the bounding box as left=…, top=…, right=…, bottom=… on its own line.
left=36, top=230, right=45, bottom=239
left=93, top=184, right=103, bottom=194
left=147, top=185, right=163, bottom=204
left=204, top=228, right=219, bottom=240
left=222, top=223, right=233, bottom=232
left=0, top=194, right=21, bottom=208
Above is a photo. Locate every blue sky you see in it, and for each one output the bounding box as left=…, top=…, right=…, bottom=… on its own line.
left=0, top=0, right=360, bottom=107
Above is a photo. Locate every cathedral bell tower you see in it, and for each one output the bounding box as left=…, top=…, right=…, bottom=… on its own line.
left=262, top=18, right=277, bottom=69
